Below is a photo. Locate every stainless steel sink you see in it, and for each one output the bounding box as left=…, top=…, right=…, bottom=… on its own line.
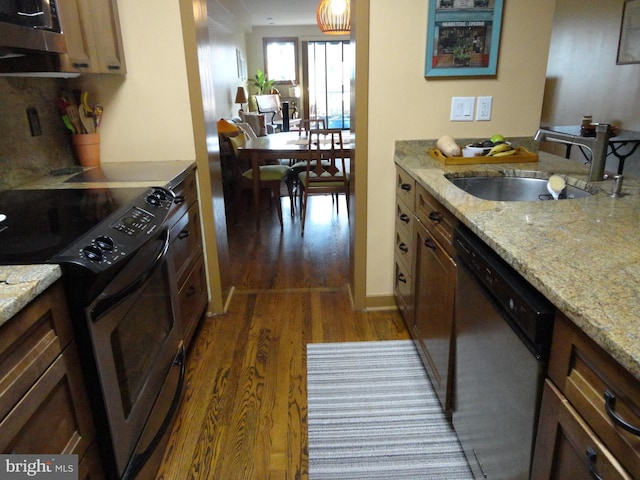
left=446, top=174, right=596, bottom=201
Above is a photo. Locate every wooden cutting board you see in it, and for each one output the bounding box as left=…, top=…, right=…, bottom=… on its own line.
left=428, top=146, right=539, bottom=165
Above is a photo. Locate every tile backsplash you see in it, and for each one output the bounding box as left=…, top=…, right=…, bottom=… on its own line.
left=0, top=77, right=76, bottom=190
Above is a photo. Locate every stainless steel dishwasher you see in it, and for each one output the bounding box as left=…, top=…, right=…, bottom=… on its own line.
left=453, top=225, right=555, bottom=479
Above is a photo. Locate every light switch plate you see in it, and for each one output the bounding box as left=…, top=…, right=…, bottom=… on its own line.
left=450, top=97, right=475, bottom=122
left=476, top=96, right=492, bottom=121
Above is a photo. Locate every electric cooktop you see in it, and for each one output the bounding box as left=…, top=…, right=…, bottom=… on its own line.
left=0, top=187, right=148, bottom=265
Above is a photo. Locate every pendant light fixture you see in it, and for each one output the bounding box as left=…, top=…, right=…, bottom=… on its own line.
left=316, top=0, right=351, bottom=35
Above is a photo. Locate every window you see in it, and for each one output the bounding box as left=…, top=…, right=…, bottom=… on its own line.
left=264, top=38, right=298, bottom=84
left=306, top=40, right=353, bottom=129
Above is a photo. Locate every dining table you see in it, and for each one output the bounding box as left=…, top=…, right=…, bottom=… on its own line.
left=544, top=125, right=640, bottom=174
left=237, top=130, right=353, bottom=228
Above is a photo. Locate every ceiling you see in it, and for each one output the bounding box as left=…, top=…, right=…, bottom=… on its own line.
left=239, top=0, right=319, bottom=26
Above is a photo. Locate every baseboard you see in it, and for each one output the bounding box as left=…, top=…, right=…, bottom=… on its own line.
left=365, top=294, right=398, bottom=312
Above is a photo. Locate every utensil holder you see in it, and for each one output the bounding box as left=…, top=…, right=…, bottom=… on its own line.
left=72, top=133, right=100, bottom=167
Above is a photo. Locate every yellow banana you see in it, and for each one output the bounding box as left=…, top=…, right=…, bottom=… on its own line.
left=81, top=91, right=93, bottom=115
left=487, top=143, right=513, bottom=156
left=492, top=148, right=517, bottom=157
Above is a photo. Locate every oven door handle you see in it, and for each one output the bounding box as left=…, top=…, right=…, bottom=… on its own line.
left=121, top=344, right=186, bottom=480
left=90, top=227, right=171, bottom=321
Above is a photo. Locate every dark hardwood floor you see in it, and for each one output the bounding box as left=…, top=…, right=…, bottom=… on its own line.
left=156, top=194, right=409, bottom=479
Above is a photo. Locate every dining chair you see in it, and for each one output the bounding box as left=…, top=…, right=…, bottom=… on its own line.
left=297, top=129, right=350, bottom=236
left=226, top=133, right=294, bottom=228
left=288, top=118, right=330, bottom=187
left=298, top=118, right=326, bottom=136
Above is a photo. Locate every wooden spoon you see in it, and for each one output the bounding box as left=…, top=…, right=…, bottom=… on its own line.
left=65, top=105, right=82, bottom=134
left=78, top=105, right=96, bottom=134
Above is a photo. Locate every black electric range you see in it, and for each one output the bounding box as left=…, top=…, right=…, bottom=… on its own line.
left=0, top=186, right=174, bottom=271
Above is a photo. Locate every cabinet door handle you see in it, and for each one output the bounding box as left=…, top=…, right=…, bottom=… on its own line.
left=178, top=229, right=190, bottom=240
left=585, top=447, right=604, bottom=480
left=400, top=183, right=412, bottom=191
left=174, top=195, right=186, bottom=205
left=424, top=238, right=437, bottom=250
left=428, top=211, right=443, bottom=223
left=604, top=390, right=640, bottom=436
left=107, top=65, right=121, bottom=70
left=186, top=286, right=197, bottom=297
left=73, top=62, right=90, bottom=68
left=398, top=242, right=408, bottom=253
left=397, top=273, right=407, bottom=284
left=399, top=213, right=410, bottom=223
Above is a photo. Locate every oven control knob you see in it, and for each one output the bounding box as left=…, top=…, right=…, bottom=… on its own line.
left=82, top=244, right=104, bottom=262
left=94, top=236, right=114, bottom=252
left=146, top=192, right=163, bottom=206
left=146, top=187, right=173, bottom=208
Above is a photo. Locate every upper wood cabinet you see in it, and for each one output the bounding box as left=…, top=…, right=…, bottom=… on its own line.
left=57, top=0, right=126, bottom=74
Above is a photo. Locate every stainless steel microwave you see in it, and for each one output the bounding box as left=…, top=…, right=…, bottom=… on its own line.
left=0, top=0, right=66, bottom=54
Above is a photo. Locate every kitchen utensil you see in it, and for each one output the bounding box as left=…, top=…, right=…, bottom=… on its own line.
left=547, top=174, right=566, bottom=200
left=81, top=91, right=93, bottom=115
left=66, top=105, right=83, bottom=134
left=93, top=104, right=103, bottom=132
left=78, top=105, right=96, bottom=134
left=55, top=97, right=71, bottom=115
left=61, top=115, right=76, bottom=133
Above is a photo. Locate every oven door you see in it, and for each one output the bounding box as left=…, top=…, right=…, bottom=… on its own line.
left=85, top=226, right=183, bottom=477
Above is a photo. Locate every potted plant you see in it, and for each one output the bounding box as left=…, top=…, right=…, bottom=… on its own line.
left=453, top=46, right=471, bottom=66
left=249, top=69, right=276, bottom=95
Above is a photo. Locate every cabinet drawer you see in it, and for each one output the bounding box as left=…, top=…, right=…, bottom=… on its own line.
left=548, top=313, right=640, bottom=479
left=394, top=260, right=413, bottom=308
left=532, top=380, right=632, bottom=480
left=394, top=225, right=413, bottom=271
left=395, top=197, right=414, bottom=240
left=0, top=282, right=73, bottom=421
left=415, top=183, right=457, bottom=257
left=0, top=341, right=95, bottom=457
left=396, top=167, right=415, bottom=210
left=171, top=203, right=203, bottom=285
left=169, top=169, right=198, bottom=227
left=178, top=257, right=208, bottom=349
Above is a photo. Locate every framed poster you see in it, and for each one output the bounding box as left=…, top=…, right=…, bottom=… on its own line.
left=425, top=0, right=504, bottom=77
left=617, top=0, right=640, bottom=64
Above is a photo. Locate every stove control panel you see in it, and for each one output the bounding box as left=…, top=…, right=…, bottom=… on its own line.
left=54, top=187, right=176, bottom=272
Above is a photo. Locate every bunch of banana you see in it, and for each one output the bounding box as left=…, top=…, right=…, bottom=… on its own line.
left=486, top=143, right=516, bottom=157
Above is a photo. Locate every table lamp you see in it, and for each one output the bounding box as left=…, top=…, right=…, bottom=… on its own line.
left=235, top=86, right=247, bottom=115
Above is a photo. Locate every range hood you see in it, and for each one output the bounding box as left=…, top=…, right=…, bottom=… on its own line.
left=0, top=20, right=66, bottom=54
left=0, top=21, right=78, bottom=77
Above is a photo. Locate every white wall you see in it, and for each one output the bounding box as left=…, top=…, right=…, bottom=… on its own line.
left=68, top=0, right=196, bottom=163
left=542, top=0, right=640, bottom=178
left=365, top=0, right=557, bottom=299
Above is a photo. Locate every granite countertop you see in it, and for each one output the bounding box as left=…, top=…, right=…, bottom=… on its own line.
left=0, top=265, right=62, bottom=325
left=395, top=139, right=640, bottom=381
left=0, top=160, right=196, bottom=328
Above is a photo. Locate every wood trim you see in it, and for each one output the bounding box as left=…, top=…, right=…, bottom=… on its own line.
left=351, top=0, right=370, bottom=311
left=365, top=294, right=397, bottom=311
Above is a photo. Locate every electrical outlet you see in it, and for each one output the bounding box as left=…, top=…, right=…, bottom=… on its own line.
left=450, top=97, right=475, bottom=122
left=476, top=96, right=492, bottom=121
left=26, top=107, right=42, bottom=136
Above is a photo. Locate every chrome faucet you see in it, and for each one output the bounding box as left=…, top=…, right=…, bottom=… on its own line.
left=534, top=124, right=611, bottom=182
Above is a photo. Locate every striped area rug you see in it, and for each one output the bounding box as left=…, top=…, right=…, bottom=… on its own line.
left=307, top=340, right=472, bottom=479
